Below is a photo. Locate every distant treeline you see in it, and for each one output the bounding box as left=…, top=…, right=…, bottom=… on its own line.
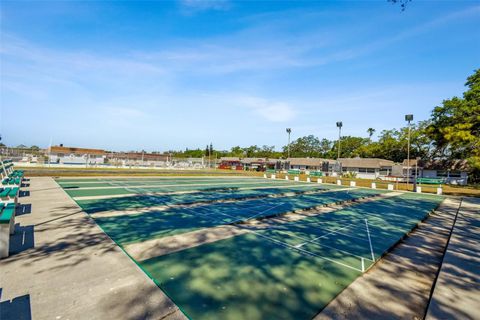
left=6, top=70, right=479, bottom=182
left=170, top=69, right=480, bottom=181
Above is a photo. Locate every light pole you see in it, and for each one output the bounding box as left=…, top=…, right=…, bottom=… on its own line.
left=336, top=121, right=343, bottom=159
left=405, top=114, right=413, bottom=191
left=286, top=128, right=291, bottom=158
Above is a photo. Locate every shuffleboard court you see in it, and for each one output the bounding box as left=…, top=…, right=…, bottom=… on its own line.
left=76, top=184, right=348, bottom=213
left=137, top=192, right=444, bottom=320
left=64, top=180, right=309, bottom=198
left=57, top=176, right=275, bottom=189
left=91, top=188, right=382, bottom=245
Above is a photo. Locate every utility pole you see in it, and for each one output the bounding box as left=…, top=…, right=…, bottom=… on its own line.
left=336, top=121, right=343, bottom=159
left=405, top=114, right=413, bottom=191
left=286, top=128, right=292, bottom=158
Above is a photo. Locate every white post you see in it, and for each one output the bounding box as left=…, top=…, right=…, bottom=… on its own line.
left=437, top=187, right=442, bottom=195
left=361, top=257, right=365, bottom=272
left=416, top=186, right=422, bottom=193
left=388, top=184, right=394, bottom=191
left=317, top=178, right=323, bottom=184
left=371, top=182, right=376, bottom=189
left=350, top=181, right=356, bottom=187
left=271, top=174, right=276, bottom=180
left=337, top=180, right=342, bottom=186
left=294, top=176, right=299, bottom=182
left=285, top=176, right=289, bottom=180
left=263, top=173, right=267, bottom=178
left=306, top=177, right=311, bottom=183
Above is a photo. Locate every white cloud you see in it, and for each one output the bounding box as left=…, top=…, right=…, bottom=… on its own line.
left=179, top=0, right=231, bottom=13
left=235, top=96, right=296, bottom=122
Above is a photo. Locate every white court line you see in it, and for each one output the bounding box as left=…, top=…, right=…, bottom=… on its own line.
left=295, top=222, right=357, bottom=248
left=365, top=218, right=375, bottom=261
left=254, top=232, right=363, bottom=272
left=266, top=228, right=372, bottom=261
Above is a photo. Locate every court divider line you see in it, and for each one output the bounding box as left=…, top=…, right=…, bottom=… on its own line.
left=365, top=218, right=376, bottom=261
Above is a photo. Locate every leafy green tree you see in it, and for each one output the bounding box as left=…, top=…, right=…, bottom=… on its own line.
left=427, top=69, right=480, bottom=181
left=230, top=146, right=244, bottom=157
left=338, top=136, right=369, bottom=158
left=283, top=135, right=322, bottom=158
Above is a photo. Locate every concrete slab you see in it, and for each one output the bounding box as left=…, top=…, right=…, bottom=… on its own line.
left=426, top=197, right=480, bottom=320
left=0, top=177, right=186, bottom=320
left=315, top=197, right=460, bottom=320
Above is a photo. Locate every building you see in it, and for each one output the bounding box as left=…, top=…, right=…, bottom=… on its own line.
left=420, top=159, right=469, bottom=185
left=241, top=158, right=268, bottom=171
left=106, top=152, right=169, bottom=167
left=287, top=158, right=335, bottom=172
left=218, top=157, right=242, bottom=170
left=339, top=158, right=395, bottom=179
left=48, top=145, right=106, bottom=165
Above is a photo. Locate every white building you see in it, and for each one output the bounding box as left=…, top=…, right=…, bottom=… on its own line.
left=48, top=145, right=106, bottom=165
left=339, top=158, right=395, bottom=179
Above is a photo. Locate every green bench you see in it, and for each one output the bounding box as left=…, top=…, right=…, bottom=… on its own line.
left=2, top=177, right=22, bottom=186
left=416, top=178, right=445, bottom=184
left=287, top=169, right=301, bottom=175
left=0, top=187, right=19, bottom=204
left=0, top=202, right=16, bottom=258
left=309, top=171, right=323, bottom=177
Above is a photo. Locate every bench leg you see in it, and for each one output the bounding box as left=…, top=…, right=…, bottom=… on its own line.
left=0, top=224, right=10, bottom=258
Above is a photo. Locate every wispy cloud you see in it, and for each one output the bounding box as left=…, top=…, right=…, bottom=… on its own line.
left=235, top=96, right=296, bottom=122
left=179, top=0, right=231, bottom=14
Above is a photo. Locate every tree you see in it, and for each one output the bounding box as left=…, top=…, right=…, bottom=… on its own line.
left=338, top=136, right=369, bottom=158
left=367, top=128, right=376, bottom=141
left=283, top=135, right=322, bottom=158
left=426, top=69, right=480, bottom=181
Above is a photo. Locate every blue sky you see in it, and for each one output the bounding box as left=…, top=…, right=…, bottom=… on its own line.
left=1, top=1, right=479, bottom=151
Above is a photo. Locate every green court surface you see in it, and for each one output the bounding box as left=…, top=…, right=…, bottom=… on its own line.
left=57, top=176, right=444, bottom=319
left=57, top=177, right=274, bottom=189
left=76, top=184, right=347, bottom=213
left=92, top=188, right=382, bottom=245
left=138, top=193, right=444, bottom=320
left=63, top=180, right=307, bottom=198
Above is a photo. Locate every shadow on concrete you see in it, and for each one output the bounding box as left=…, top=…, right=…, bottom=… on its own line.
left=16, top=204, right=32, bottom=216
left=423, top=198, right=480, bottom=320
left=0, top=293, right=32, bottom=320
left=19, top=190, right=30, bottom=198
left=3, top=206, right=117, bottom=275
left=9, top=225, right=35, bottom=255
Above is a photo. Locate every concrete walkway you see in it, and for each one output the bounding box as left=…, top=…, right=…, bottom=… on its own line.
left=426, top=197, right=480, bottom=320
left=0, top=177, right=185, bottom=320
left=315, top=197, right=461, bottom=319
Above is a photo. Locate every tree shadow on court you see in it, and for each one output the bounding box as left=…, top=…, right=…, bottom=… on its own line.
left=76, top=186, right=330, bottom=214
left=126, top=193, right=457, bottom=320
left=137, top=232, right=361, bottom=320
left=314, top=196, right=480, bottom=320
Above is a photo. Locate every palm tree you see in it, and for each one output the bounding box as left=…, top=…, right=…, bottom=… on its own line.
left=367, top=128, right=375, bottom=141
